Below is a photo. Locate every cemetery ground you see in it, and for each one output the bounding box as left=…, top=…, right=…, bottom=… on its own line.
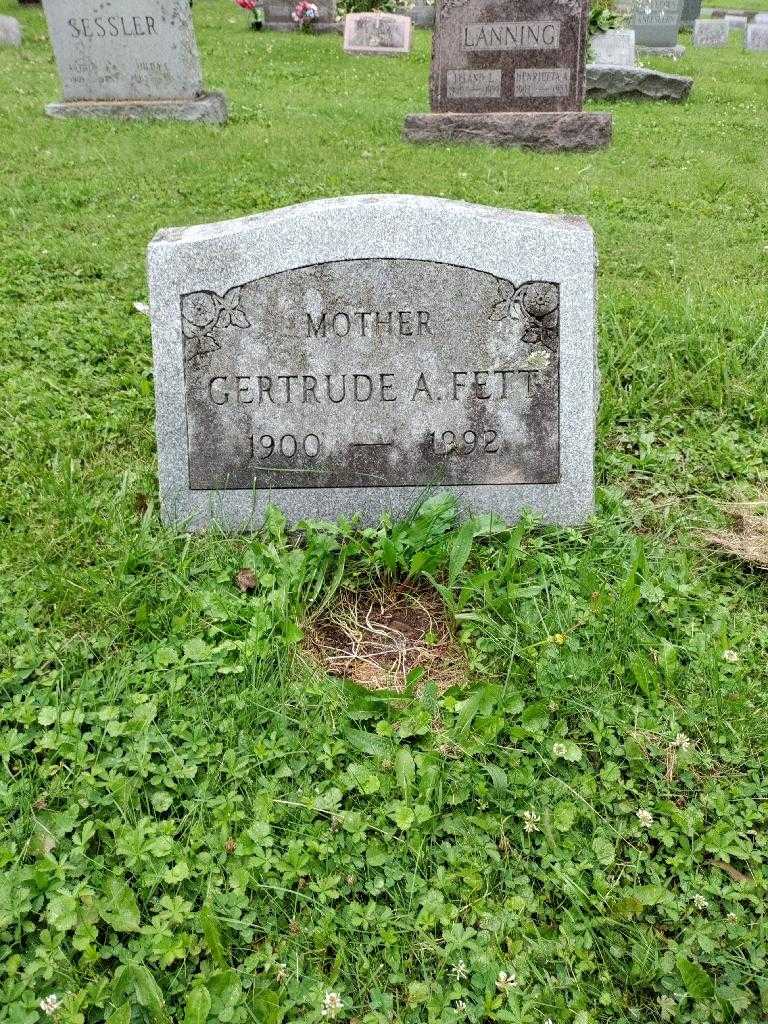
left=1, top=2, right=768, bottom=1022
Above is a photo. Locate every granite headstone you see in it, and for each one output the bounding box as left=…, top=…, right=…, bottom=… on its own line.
left=754, top=12, right=768, bottom=23
left=403, top=0, right=612, bottom=151
left=745, top=22, right=768, bottom=47
left=41, top=0, right=227, bottom=122
left=0, top=15, right=22, bottom=46
left=680, top=0, right=702, bottom=27
left=692, top=17, right=728, bottom=43
left=724, top=13, right=747, bottom=28
left=148, top=195, right=597, bottom=530
left=344, top=12, right=412, bottom=54
left=263, top=0, right=337, bottom=32
left=630, top=0, right=685, bottom=47
left=591, top=27, right=636, bottom=64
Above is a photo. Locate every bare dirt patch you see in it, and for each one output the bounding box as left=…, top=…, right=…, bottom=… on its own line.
left=703, top=499, right=768, bottom=571
left=304, top=582, right=467, bottom=692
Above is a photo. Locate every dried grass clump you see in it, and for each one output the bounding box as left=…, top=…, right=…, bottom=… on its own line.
left=703, top=499, right=768, bottom=571
left=304, top=582, right=466, bottom=693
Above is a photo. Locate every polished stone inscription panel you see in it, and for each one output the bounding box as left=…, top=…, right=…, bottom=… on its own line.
left=181, top=259, right=561, bottom=490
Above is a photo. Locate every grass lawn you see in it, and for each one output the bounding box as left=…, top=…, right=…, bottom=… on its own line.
left=1, top=2, right=768, bottom=1022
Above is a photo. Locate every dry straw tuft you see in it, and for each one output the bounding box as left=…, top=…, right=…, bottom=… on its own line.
left=703, top=499, right=768, bottom=571
left=304, top=582, right=466, bottom=693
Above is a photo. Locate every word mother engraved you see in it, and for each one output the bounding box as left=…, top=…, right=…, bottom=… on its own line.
left=149, top=195, right=597, bottom=529
left=181, top=260, right=560, bottom=490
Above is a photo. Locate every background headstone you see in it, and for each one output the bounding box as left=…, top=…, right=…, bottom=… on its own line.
left=428, top=0, right=591, bottom=113
left=745, top=22, right=768, bottom=47
left=148, top=195, right=598, bottom=529
left=692, top=17, right=728, bottom=44
left=41, top=0, right=227, bottom=122
left=724, top=13, right=747, bottom=28
left=344, top=13, right=412, bottom=55
left=630, top=0, right=685, bottom=47
left=754, top=12, right=768, bottom=23
left=403, top=0, right=611, bottom=150
left=409, top=2, right=437, bottom=27
left=263, top=0, right=338, bottom=32
left=0, top=14, right=22, bottom=46
left=680, top=0, right=702, bottom=26
left=591, top=28, right=635, bottom=65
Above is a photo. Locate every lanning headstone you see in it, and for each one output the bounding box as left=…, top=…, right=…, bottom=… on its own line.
left=590, top=28, right=636, bottom=65
left=692, top=17, right=728, bottom=45
left=429, top=0, right=591, bottom=113
left=344, top=13, right=413, bottom=55
left=41, top=0, right=227, bottom=122
left=630, top=0, right=685, bottom=47
left=403, top=0, right=612, bottom=151
left=0, top=15, right=22, bottom=47
left=745, top=22, right=768, bottom=48
left=148, top=195, right=597, bottom=530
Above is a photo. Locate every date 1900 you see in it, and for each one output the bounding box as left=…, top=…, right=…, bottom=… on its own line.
left=250, top=433, right=320, bottom=459
left=428, top=429, right=500, bottom=455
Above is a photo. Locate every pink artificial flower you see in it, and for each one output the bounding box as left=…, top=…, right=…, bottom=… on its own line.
left=234, top=0, right=258, bottom=10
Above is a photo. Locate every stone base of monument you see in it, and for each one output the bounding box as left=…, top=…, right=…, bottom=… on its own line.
left=45, top=92, right=228, bottom=125
left=586, top=64, right=692, bottom=101
left=402, top=111, right=612, bottom=153
left=264, top=20, right=341, bottom=31
left=636, top=44, right=687, bottom=58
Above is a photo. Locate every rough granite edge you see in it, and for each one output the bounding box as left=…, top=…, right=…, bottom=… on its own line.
left=586, top=64, right=693, bottom=101
left=402, top=112, right=613, bottom=152
left=149, top=193, right=594, bottom=248
left=45, top=91, right=228, bottom=124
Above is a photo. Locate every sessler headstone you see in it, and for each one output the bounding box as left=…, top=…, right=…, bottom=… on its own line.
left=745, top=22, right=768, bottom=48
left=692, top=17, right=728, bottom=44
left=0, top=15, right=22, bottom=46
left=344, top=12, right=413, bottom=55
left=42, top=0, right=227, bottom=122
left=403, top=0, right=612, bottom=151
left=148, top=195, right=598, bottom=530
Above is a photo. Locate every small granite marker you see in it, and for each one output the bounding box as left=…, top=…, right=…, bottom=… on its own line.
left=403, top=0, right=612, bottom=151
left=630, top=0, right=685, bottom=56
left=590, top=28, right=636, bottom=65
left=344, top=12, right=412, bottom=55
left=263, top=0, right=338, bottom=31
left=745, top=22, right=768, bottom=47
left=42, top=0, right=227, bottom=122
left=148, top=195, right=597, bottom=530
left=0, top=15, right=22, bottom=46
left=692, top=17, right=729, bottom=44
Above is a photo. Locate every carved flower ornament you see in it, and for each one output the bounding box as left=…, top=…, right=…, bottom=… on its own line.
left=489, top=280, right=559, bottom=352
left=181, top=286, right=251, bottom=362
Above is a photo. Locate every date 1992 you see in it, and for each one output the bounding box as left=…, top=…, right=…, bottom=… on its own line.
left=428, top=429, right=500, bottom=455
left=249, top=429, right=503, bottom=460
